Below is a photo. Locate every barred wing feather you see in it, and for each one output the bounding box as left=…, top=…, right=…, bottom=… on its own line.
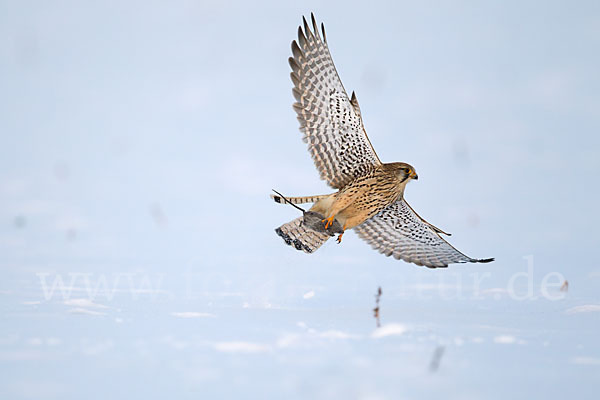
left=355, top=199, right=494, bottom=268
left=290, top=14, right=381, bottom=189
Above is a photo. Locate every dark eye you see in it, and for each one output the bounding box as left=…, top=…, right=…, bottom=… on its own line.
left=404, top=168, right=410, bottom=173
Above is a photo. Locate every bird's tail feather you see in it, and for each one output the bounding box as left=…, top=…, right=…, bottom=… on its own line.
left=271, top=193, right=328, bottom=205
left=275, top=216, right=330, bottom=253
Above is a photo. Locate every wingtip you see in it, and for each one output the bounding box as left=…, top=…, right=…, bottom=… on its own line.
left=302, top=15, right=311, bottom=37
left=476, top=257, right=495, bottom=264
left=310, top=13, right=320, bottom=38
left=288, top=56, right=299, bottom=73
left=297, top=26, right=306, bottom=46
left=291, top=40, right=302, bottom=59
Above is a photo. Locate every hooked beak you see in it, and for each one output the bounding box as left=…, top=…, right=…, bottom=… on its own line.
left=411, top=172, right=418, bottom=180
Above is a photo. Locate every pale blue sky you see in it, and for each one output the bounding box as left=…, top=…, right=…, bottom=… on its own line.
left=1, top=1, right=599, bottom=399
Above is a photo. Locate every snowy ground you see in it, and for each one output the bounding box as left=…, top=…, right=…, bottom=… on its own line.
left=2, top=256, right=599, bottom=399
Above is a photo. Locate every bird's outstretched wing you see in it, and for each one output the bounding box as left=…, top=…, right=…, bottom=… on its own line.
left=354, top=199, right=494, bottom=268
left=290, top=14, right=381, bottom=189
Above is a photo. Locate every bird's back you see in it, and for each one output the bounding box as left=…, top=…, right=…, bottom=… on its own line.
left=333, top=167, right=404, bottom=229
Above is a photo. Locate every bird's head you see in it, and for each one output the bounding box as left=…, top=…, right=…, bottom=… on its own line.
left=387, top=162, right=418, bottom=183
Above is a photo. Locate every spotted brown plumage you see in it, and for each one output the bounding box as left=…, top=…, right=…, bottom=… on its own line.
left=273, top=14, right=494, bottom=268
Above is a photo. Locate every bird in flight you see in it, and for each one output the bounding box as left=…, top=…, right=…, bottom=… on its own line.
left=273, top=14, right=493, bottom=268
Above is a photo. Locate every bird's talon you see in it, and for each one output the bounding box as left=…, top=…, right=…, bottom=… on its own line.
left=336, top=232, right=344, bottom=243
left=322, top=215, right=335, bottom=229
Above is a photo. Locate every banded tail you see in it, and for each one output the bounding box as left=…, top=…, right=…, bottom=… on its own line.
left=275, top=216, right=330, bottom=254
left=271, top=193, right=328, bottom=205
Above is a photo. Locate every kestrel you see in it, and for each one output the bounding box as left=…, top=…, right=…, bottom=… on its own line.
left=273, top=14, right=494, bottom=268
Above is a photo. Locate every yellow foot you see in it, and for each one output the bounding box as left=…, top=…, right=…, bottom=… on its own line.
left=322, top=215, right=335, bottom=229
